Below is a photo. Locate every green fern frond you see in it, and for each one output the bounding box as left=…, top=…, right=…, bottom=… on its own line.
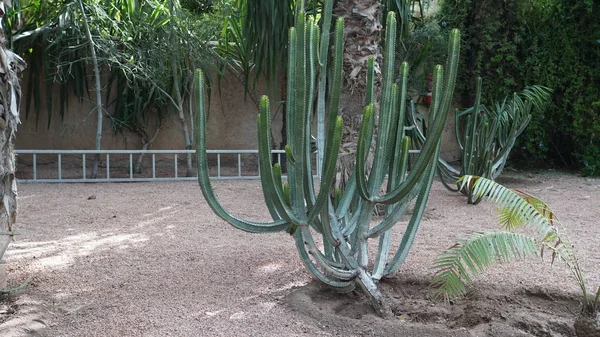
left=431, top=231, right=537, bottom=300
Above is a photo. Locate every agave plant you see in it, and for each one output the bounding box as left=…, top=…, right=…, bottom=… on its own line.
left=409, top=78, right=552, bottom=203
left=196, top=2, right=461, bottom=316
left=431, top=175, right=599, bottom=335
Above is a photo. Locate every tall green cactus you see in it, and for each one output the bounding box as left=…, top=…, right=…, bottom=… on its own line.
left=409, top=77, right=551, bottom=204
left=195, top=2, right=460, bottom=317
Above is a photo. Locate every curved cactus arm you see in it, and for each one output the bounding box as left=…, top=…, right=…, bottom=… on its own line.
left=369, top=83, right=400, bottom=192
left=308, top=117, right=343, bottom=221
left=257, top=97, right=306, bottom=225
left=383, top=142, right=440, bottom=275
left=303, top=21, right=320, bottom=209
left=256, top=98, right=289, bottom=221
left=325, top=18, right=344, bottom=153
left=377, top=29, right=459, bottom=204
left=195, top=70, right=289, bottom=233
left=439, top=30, right=462, bottom=117
left=409, top=99, right=461, bottom=190
left=389, top=136, right=411, bottom=189
left=387, top=62, right=410, bottom=188
left=463, top=77, right=483, bottom=176
left=335, top=169, right=357, bottom=218
left=356, top=104, right=376, bottom=200
left=257, top=144, right=286, bottom=221
left=341, top=200, right=363, bottom=236
left=365, top=56, right=376, bottom=106
left=294, top=229, right=356, bottom=290
left=336, top=91, right=374, bottom=217
left=300, top=227, right=357, bottom=280
left=305, top=21, right=318, bottom=124
left=437, top=163, right=460, bottom=192
left=316, top=0, right=335, bottom=176
left=367, top=196, right=412, bottom=238
left=291, top=12, right=308, bottom=218
left=320, top=200, right=342, bottom=250
left=372, top=231, right=391, bottom=281
left=408, top=100, right=428, bottom=145
left=374, top=64, right=444, bottom=204
left=454, top=108, right=465, bottom=151
left=367, top=12, right=398, bottom=193
left=325, top=205, right=361, bottom=271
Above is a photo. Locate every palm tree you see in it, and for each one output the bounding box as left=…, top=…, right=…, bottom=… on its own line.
left=0, top=1, right=26, bottom=268
left=333, top=0, right=383, bottom=188
left=233, top=0, right=432, bottom=184
left=230, top=0, right=390, bottom=182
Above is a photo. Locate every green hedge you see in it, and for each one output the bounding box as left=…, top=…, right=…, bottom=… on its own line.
left=440, top=0, right=600, bottom=175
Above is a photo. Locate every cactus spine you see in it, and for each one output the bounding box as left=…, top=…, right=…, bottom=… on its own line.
left=195, top=2, right=460, bottom=316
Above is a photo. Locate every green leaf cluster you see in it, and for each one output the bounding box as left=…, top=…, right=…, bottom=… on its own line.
left=4, top=0, right=220, bottom=134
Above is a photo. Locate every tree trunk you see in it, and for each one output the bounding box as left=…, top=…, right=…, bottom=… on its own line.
left=134, top=117, right=164, bottom=174
left=171, top=59, right=194, bottom=177
left=169, top=0, right=194, bottom=177
left=78, top=0, right=104, bottom=179
left=0, top=24, right=26, bottom=268
left=333, top=0, right=383, bottom=190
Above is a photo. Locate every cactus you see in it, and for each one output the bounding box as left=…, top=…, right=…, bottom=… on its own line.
left=195, top=2, right=460, bottom=317
left=409, top=77, right=551, bottom=204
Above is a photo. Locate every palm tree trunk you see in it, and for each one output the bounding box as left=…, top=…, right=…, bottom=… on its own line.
left=334, top=0, right=383, bottom=190
left=0, top=24, right=26, bottom=277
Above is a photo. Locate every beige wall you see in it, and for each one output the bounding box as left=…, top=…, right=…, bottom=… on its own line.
left=16, top=70, right=275, bottom=152
left=15, top=69, right=458, bottom=162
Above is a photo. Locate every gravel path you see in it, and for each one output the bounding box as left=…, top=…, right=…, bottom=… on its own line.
left=1, top=170, right=599, bottom=336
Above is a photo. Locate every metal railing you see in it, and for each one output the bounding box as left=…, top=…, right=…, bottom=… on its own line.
left=15, top=148, right=421, bottom=183
left=15, top=149, right=291, bottom=183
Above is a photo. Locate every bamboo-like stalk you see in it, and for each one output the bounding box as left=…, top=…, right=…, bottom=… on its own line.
left=77, top=0, right=104, bottom=179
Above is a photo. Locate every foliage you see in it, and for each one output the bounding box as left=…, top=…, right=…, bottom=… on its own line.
left=439, top=0, right=600, bottom=173
left=431, top=176, right=600, bottom=318
left=196, top=3, right=461, bottom=316
left=4, top=0, right=219, bottom=136
left=180, top=0, right=214, bottom=14
left=395, top=17, right=448, bottom=96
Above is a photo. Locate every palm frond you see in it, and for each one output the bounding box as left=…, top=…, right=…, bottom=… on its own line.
left=460, top=176, right=560, bottom=240
left=519, top=84, right=553, bottom=112
left=438, top=176, right=597, bottom=310
left=431, top=231, right=537, bottom=300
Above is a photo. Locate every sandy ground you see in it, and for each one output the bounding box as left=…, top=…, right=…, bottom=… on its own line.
left=0, top=170, right=599, bottom=336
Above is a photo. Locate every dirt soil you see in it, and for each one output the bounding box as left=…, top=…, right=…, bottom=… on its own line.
left=0, top=170, right=599, bottom=336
